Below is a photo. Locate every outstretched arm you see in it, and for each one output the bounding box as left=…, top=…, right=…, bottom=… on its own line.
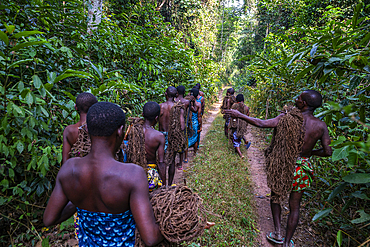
left=224, top=109, right=284, bottom=128
left=130, top=169, right=164, bottom=246
left=157, top=135, right=166, bottom=185
left=180, top=108, right=185, bottom=131
left=197, top=102, right=202, bottom=132
left=311, top=124, right=332, bottom=157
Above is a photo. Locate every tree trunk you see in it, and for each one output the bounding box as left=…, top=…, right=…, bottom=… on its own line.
left=87, top=0, right=102, bottom=34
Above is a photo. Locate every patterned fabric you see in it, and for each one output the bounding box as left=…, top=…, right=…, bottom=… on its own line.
left=76, top=207, right=136, bottom=247
left=147, top=164, right=163, bottom=192
left=232, top=131, right=242, bottom=147
left=188, top=110, right=199, bottom=148
left=225, top=116, right=230, bottom=128
left=292, top=157, right=314, bottom=192
left=160, top=131, right=168, bottom=151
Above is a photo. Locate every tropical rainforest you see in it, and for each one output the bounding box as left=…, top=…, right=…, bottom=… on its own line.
left=0, top=0, right=369, bottom=246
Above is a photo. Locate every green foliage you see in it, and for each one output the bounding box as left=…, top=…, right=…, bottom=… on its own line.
left=232, top=1, right=370, bottom=245
left=0, top=0, right=224, bottom=244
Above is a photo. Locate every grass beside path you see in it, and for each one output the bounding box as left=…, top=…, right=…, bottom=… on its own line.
left=184, top=114, right=258, bottom=246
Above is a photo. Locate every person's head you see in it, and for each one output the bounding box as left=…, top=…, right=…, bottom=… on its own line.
left=76, top=92, right=98, bottom=114
left=87, top=102, right=125, bottom=148
left=165, top=86, right=177, bottom=99
left=236, top=94, right=244, bottom=102
left=195, top=83, right=201, bottom=89
left=296, top=90, right=322, bottom=111
left=190, top=88, right=199, bottom=98
left=177, top=85, right=186, bottom=96
left=143, top=101, right=160, bottom=124
left=229, top=88, right=235, bottom=95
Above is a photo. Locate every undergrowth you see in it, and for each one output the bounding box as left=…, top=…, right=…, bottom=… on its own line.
left=184, top=114, right=258, bottom=246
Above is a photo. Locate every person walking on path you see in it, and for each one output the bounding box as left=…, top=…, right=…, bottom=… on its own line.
left=221, top=88, right=236, bottom=137
left=185, top=88, right=202, bottom=162
left=44, top=102, right=164, bottom=246
left=62, top=92, right=97, bottom=164
left=225, top=90, right=332, bottom=247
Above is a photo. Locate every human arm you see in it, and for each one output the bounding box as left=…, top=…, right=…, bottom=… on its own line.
left=43, top=170, right=76, bottom=226
left=224, top=109, right=284, bottom=128
left=311, top=124, right=332, bottom=157
left=62, top=127, right=72, bottom=164
left=180, top=108, right=185, bottom=131
left=197, top=102, right=202, bottom=132
left=130, top=169, right=164, bottom=246
left=157, top=134, right=166, bottom=185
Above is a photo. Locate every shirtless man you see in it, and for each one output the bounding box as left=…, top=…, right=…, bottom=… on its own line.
left=175, top=85, right=197, bottom=169
left=44, top=102, right=163, bottom=246
left=225, top=90, right=332, bottom=247
left=222, top=88, right=236, bottom=137
left=143, top=101, right=167, bottom=188
left=229, top=94, right=250, bottom=158
left=62, top=92, right=97, bottom=164
left=159, top=86, right=184, bottom=185
left=185, top=88, right=202, bottom=162
left=195, top=83, right=205, bottom=115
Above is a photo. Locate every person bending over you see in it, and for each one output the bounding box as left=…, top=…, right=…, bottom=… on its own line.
left=44, top=102, right=163, bottom=246
left=143, top=101, right=167, bottom=189
left=62, top=92, right=97, bottom=164
left=225, top=90, right=332, bottom=247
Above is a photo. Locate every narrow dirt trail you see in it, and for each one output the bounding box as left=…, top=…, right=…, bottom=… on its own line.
left=245, top=125, right=275, bottom=247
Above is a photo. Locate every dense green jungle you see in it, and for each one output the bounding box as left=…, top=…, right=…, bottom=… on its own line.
left=0, top=0, right=369, bottom=246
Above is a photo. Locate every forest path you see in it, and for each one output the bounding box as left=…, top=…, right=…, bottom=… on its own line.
left=173, top=88, right=224, bottom=186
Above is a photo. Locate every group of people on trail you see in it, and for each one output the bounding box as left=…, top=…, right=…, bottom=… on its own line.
left=222, top=88, right=332, bottom=247
left=43, top=83, right=207, bottom=246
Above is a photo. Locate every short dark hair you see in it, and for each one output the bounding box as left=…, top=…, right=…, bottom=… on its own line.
left=229, top=88, right=235, bottom=95
left=195, top=83, right=201, bottom=89
left=302, top=90, right=322, bottom=109
left=177, top=85, right=185, bottom=96
left=166, top=86, right=177, bottom=98
left=190, top=88, right=199, bottom=98
left=236, top=94, right=244, bottom=102
left=143, top=101, right=160, bottom=121
left=76, top=92, right=98, bottom=113
left=87, top=102, right=125, bottom=136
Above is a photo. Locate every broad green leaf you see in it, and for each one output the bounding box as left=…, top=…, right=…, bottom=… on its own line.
left=13, top=31, right=44, bottom=39
left=351, top=2, right=362, bottom=29
left=26, top=92, right=33, bottom=105
left=349, top=75, right=361, bottom=91
left=332, top=146, right=350, bottom=161
left=10, top=41, right=47, bottom=51
left=312, top=208, right=332, bottom=221
left=330, top=136, right=346, bottom=146
left=351, top=210, right=370, bottom=224
left=327, top=182, right=347, bottom=201
left=347, top=150, right=358, bottom=167
left=351, top=191, right=370, bottom=200
left=18, top=81, right=24, bottom=92
left=39, top=106, right=49, bottom=117
left=8, top=168, right=14, bottom=178
left=337, top=230, right=342, bottom=247
left=294, top=65, right=314, bottom=83
left=0, top=30, right=9, bottom=45
left=33, top=75, right=42, bottom=89
left=41, top=236, right=50, bottom=247
left=5, top=25, right=15, bottom=34
left=17, top=141, right=24, bottom=154
left=310, top=45, right=318, bottom=57
left=12, top=103, right=22, bottom=114
left=343, top=173, right=370, bottom=184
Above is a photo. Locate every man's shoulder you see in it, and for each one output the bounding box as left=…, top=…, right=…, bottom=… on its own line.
left=63, top=123, right=79, bottom=135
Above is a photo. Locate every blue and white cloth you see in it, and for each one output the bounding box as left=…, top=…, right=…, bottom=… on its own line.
left=76, top=207, right=136, bottom=247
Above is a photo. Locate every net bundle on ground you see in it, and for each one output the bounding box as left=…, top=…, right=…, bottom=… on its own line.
left=228, top=102, right=248, bottom=142
left=135, top=185, right=207, bottom=247
left=126, top=117, right=147, bottom=172
left=265, top=106, right=305, bottom=203
left=165, top=102, right=186, bottom=166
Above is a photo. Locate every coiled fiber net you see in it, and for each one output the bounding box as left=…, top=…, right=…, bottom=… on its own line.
left=265, top=106, right=305, bottom=203
left=165, top=102, right=186, bottom=166
left=135, top=185, right=207, bottom=247
left=126, top=117, right=147, bottom=172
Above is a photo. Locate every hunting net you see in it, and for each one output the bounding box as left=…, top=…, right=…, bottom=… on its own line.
left=126, top=117, right=147, bottom=172
left=265, top=106, right=305, bottom=203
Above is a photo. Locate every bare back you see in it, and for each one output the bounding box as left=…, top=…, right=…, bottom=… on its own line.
left=301, top=114, right=331, bottom=157
left=144, top=127, right=165, bottom=164
left=159, top=101, right=175, bottom=132
left=62, top=122, right=82, bottom=164
left=58, top=156, right=146, bottom=214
